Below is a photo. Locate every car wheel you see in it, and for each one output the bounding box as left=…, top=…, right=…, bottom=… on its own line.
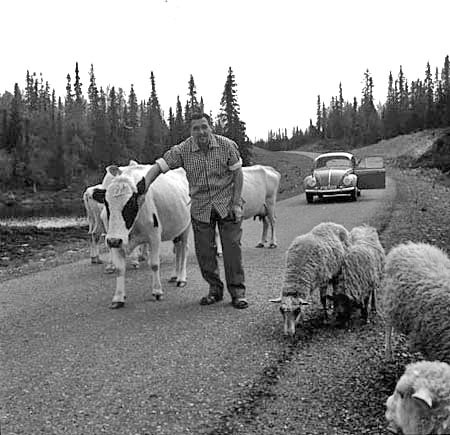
left=306, top=193, right=314, bottom=204
left=350, top=189, right=357, bottom=201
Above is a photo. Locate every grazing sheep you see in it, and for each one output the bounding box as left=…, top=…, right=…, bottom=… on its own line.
left=385, top=361, right=450, bottom=435
left=270, top=222, right=350, bottom=337
left=383, top=242, right=450, bottom=362
left=327, top=225, right=385, bottom=327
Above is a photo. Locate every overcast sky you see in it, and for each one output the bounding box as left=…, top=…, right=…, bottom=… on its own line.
left=1, top=0, right=449, bottom=140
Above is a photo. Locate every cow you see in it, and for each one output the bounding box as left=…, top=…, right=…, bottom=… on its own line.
left=92, top=163, right=191, bottom=308
left=83, top=180, right=147, bottom=272
left=215, top=164, right=281, bottom=254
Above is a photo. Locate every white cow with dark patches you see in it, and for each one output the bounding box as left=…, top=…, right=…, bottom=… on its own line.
left=92, top=164, right=191, bottom=309
left=83, top=169, right=147, bottom=272
left=215, top=164, right=281, bottom=254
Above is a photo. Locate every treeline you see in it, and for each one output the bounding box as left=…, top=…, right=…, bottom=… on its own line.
left=0, top=64, right=251, bottom=191
left=257, top=55, right=450, bottom=151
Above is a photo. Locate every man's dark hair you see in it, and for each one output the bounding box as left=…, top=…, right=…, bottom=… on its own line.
left=190, top=112, right=211, bottom=126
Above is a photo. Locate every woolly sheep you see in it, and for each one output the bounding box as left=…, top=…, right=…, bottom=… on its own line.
left=270, top=222, right=350, bottom=337
left=327, top=225, right=385, bottom=327
left=383, top=242, right=450, bottom=362
left=385, top=361, right=450, bottom=435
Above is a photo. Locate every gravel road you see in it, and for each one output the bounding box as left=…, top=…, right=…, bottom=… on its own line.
left=1, top=178, right=396, bottom=435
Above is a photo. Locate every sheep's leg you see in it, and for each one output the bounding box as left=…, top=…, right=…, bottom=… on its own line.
left=320, top=284, right=329, bottom=320
left=385, top=323, right=393, bottom=361
left=370, top=285, right=377, bottom=313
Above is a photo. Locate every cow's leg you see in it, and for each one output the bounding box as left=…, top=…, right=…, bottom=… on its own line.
left=110, top=248, right=126, bottom=309
left=266, top=204, right=277, bottom=248
left=90, top=232, right=103, bottom=264
left=256, top=217, right=268, bottom=248
left=129, top=246, right=140, bottom=269
left=147, top=235, right=163, bottom=300
left=104, top=247, right=116, bottom=274
left=215, top=226, right=223, bottom=256
left=175, top=227, right=190, bottom=287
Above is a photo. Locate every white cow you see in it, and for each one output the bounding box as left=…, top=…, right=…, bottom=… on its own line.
left=83, top=181, right=147, bottom=272
left=92, top=164, right=191, bottom=308
left=215, top=164, right=281, bottom=254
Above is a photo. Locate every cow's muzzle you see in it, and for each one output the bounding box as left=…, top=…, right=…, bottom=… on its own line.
left=107, top=238, right=123, bottom=248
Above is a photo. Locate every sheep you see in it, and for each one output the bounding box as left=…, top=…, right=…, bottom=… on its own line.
left=385, top=360, right=450, bottom=435
left=383, top=242, right=450, bottom=362
left=270, top=221, right=350, bottom=337
left=326, top=224, right=385, bottom=327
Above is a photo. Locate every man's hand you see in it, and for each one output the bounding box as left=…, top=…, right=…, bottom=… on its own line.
left=231, top=203, right=244, bottom=223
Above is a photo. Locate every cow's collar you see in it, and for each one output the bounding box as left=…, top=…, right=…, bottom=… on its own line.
left=191, top=134, right=219, bottom=152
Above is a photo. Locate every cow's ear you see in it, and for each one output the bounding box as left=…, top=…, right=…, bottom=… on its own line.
left=92, top=188, right=106, bottom=204
left=128, top=160, right=138, bottom=166
left=136, top=177, right=146, bottom=196
left=107, top=165, right=122, bottom=177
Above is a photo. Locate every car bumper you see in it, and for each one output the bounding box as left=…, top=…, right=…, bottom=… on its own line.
left=305, top=186, right=356, bottom=195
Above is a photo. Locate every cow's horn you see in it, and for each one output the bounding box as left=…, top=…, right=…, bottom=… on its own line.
left=269, top=297, right=282, bottom=303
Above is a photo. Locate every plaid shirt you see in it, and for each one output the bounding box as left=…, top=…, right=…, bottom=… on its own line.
left=156, top=134, right=242, bottom=223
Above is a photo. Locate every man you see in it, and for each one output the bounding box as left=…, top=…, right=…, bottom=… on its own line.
left=144, top=112, right=248, bottom=309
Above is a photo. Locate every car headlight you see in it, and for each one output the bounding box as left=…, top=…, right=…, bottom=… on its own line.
left=342, top=175, right=353, bottom=186
left=306, top=177, right=317, bottom=187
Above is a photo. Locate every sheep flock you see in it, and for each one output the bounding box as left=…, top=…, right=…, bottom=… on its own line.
left=274, top=221, right=450, bottom=433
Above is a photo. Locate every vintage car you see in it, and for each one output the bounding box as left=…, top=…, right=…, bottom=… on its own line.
left=303, top=151, right=385, bottom=203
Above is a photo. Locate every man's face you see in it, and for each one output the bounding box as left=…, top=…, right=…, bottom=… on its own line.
left=191, top=117, right=212, bottom=146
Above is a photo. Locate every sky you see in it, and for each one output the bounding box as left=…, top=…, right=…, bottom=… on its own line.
left=1, top=0, right=449, bottom=141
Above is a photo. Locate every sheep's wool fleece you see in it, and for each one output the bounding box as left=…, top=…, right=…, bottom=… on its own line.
left=282, top=222, right=349, bottom=299
left=382, top=242, right=450, bottom=362
left=337, top=225, right=385, bottom=303
left=393, top=361, right=450, bottom=434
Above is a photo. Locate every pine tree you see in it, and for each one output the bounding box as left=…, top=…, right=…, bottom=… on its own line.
left=174, top=95, right=185, bottom=143
left=7, top=84, right=23, bottom=157
left=127, top=84, right=139, bottom=128
left=442, top=55, right=450, bottom=126
left=316, top=95, right=322, bottom=136
left=187, top=74, right=199, bottom=112
left=218, top=67, right=252, bottom=165
left=424, top=62, right=434, bottom=128
left=65, top=73, right=73, bottom=115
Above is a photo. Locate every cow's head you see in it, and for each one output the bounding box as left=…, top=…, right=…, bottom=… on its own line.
left=92, top=165, right=147, bottom=249
left=270, top=292, right=310, bottom=337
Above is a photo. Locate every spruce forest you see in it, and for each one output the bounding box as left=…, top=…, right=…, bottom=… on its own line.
left=1, top=56, right=450, bottom=192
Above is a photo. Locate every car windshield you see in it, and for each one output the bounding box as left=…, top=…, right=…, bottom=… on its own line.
left=315, top=156, right=352, bottom=169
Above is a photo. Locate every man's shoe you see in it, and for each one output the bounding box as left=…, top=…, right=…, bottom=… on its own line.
left=231, top=298, right=249, bottom=309
left=200, top=295, right=223, bottom=305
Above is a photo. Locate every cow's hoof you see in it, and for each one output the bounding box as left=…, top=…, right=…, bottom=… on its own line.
left=104, top=267, right=116, bottom=274
left=154, top=294, right=162, bottom=301
left=110, top=301, right=125, bottom=309
left=255, top=243, right=265, bottom=248
left=130, top=263, right=140, bottom=269
left=177, top=281, right=187, bottom=288
left=168, top=276, right=178, bottom=283
left=269, top=243, right=277, bottom=249
left=91, top=257, right=103, bottom=264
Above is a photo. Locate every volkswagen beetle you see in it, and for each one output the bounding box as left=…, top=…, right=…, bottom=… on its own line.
left=303, top=152, right=385, bottom=204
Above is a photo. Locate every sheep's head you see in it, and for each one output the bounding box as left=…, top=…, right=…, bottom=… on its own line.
left=270, top=292, right=310, bottom=337
left=385, top=361, right=450, bottom=434
left=326, top=293, right=360, bottom=328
